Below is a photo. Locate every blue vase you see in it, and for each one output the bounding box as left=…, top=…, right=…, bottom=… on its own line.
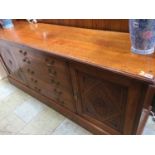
left=129, top=19, right=155, bottom=55
left=0, top=19, right=14, bottom=29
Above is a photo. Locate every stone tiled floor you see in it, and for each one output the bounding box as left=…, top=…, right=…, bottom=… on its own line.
left=0, top=78, right=154, bottom=135
left=0, top=78, right=91, bottom=135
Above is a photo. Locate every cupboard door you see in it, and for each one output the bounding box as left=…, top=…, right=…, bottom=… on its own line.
left=70, top=64, right=145, bottom=134
left=0, top=45, right=27, bottom=84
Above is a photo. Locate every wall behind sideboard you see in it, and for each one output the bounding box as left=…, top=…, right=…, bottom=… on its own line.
left=37, top=19, right=129, bottom=32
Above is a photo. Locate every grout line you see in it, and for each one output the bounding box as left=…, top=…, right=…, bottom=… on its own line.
left=15, top=103, right=47, bottom=134
left=50, top=118, right=67, bottom=134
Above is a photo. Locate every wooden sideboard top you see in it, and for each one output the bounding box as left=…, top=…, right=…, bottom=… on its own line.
left=0, top=21, right=155, bottom=84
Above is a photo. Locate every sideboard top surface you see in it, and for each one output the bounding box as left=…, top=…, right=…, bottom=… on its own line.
left=0, top=21, right=155, bottom=84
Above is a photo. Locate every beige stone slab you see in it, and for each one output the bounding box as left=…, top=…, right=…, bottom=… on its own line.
left=0, top=60, right=7, bottom=80
left=143, top=116, right=155, bottom=135
left=14, top=98, right=45, bottom=123
left=0, top=131, right=16, bottom=135
left=0, top=78, right=18, bottom=100
left=0, top=89, right=31, bottom=119
left=0, top=113, right=26, bottom=134
left=19, top=106, right=65, bottom=135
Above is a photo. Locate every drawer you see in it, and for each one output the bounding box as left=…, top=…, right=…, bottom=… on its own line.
left=22, top=54, right=72, bottom=90
left=26, top=75, right=75, bottom=112
left=18, top=47, right=67, bottom=72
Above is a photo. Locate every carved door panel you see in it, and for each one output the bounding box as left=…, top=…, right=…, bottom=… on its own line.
left=70, top=63, right=145, bottom=134
left=0, top=45, right=27, bottom=84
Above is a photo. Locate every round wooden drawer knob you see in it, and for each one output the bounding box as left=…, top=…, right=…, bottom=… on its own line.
left=35, top=87, right=41, bottom=92
left=46, top=60, right=55, bottom=66
left=27, top=60, right=31, bottom=64
left=54, top=88, right=62, bottom=95
left=61, top=101, right=65, bottom=105
left=49, top=72, right=56, bottom=77
left=59, top=91, right=62, bottom=95
left=8, top=59, right=12, bottom=65
left=23, top=58, right=26, bottom=62
left=19, top=50, right=23, bottom=53
left=23, top=51, right=27, bottom=56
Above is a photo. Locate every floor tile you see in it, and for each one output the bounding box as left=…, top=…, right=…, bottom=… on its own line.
left=0, top=79, right=17, bottom=100
left=20, top=106, right=65, bottom=135
left=14, top=98, right=45, bottom=123
left=143, top=128, right=155, bottom=135
left=142, top=116, right=155, bottom=135
left=0, top=91, right=30, bottom=120
left=0, top=131, right=15, bottom=135
left=0, top=113, right=26, bottom=134
left=52, top=119, right=92, bottom=135
left=0, top=61, right=7, bottom=80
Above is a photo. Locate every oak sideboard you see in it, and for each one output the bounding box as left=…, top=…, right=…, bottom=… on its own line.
left=0, top=21, right=155, bottom=134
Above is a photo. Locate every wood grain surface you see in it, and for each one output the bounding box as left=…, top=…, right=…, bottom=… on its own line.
left=37, top=19, right=129, bottom=32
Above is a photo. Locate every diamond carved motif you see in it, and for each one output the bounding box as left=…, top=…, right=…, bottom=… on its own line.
left=80, top=74, right=127, bottom=131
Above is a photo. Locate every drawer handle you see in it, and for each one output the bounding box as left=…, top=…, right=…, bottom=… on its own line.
left=27, top=60, right=31, bottom=64
left=23, top=51, right=27, bottom=56
left=35, top=87, right=41, bottom=92
left=49, top=72, right=56, bottom=77
left=19, top=50, right=23, bottom=53
left=50, top=60, right=55, bottom=65
left=48, top=68, right=54, bottom=73
left=49, top=70, right=56, bottom=75
left=31, top=78, right=38, bottom=83
left=54, top=88, right=62, bottom=95
left=61, top=101, right=65, bottom=105
left=46, top=60, right=55, bottom=66
left=8, top=60, right=12, bottom=65
left=50, top=79, right=60, bottom=86
left=19, top=50, right=27, bottom=56
left=23, top=58, right=27, bottom=62
left=45, top=58, right=55, bottom=63
left=34, top=80, right=38, bottom=83
left=23, top=57, right=30, bottom=64
left=27, top=69, right=34, bottom=75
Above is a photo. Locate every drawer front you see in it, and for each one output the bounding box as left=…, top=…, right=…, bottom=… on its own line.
left=18, top=48, right=73, bottom=90
left=17, top=47, right=67, bottom=73
left=26, top=75, right=75, bottom=112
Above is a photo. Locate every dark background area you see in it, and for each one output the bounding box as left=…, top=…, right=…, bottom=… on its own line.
left=37, top=19, right=129, bottom=32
